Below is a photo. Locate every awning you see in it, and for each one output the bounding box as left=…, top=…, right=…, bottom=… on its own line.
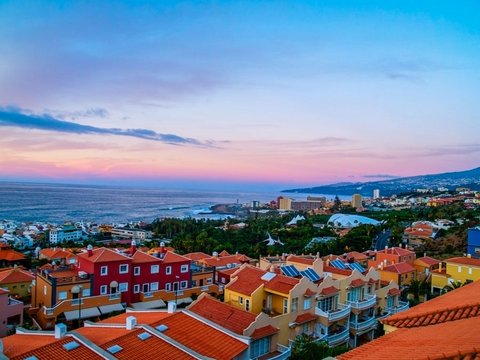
left=98, top=303, right=125, bottom=315
left=64, top=307, right=101, bottom=321
left=130, top=299, right=166, bottom=310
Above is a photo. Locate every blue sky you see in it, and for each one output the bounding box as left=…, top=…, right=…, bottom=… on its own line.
left=0, top=1, right=479, bottom=189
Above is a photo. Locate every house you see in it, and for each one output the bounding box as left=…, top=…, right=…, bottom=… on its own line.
left=378, top=262, right=417, bottom=288
left=367, top=246, right=416, bottom=269
left=431, top=255, right=480, bottom=293
left=39, top=247, right=77, bottom=265
left=0, top=288, right=24, bottom=337
left=403, top=221, right=438, bottom=248
left=467, top=226, right=480, bottom=258
left=413, top=256, right=440, bottom=281
left=338, top=279, right=480, bottom=359
left=0, top=267, right=35, bottom=300
left=0, top=243, right=26, bottom=267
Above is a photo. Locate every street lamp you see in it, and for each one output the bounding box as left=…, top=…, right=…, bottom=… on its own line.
left=71, top=285, right=83, bottom=328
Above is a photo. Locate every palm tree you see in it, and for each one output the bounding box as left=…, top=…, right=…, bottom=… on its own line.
left=442, top=280, right=463, bottom=293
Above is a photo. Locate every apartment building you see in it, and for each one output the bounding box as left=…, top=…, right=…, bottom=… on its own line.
left=0, top=266, right=35, bottom=300
left=431, top=255, right=480, bottom=293
left=49, top=225, right=83, bottom=244
left=110, top=227, right=153, bottom=240
left=0, top=288, right=24, bottom=337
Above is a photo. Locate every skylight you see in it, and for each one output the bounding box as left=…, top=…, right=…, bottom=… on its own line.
left=137, top=332, right=152, bottom=340
left=63, top=341, right=80, bottom=351
left=107, top=345, right=123, bottom=354
left=156, top=324, right=168, bottom=332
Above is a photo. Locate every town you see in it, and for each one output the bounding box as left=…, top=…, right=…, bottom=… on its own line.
left=0, top=187, right=479, bottom=359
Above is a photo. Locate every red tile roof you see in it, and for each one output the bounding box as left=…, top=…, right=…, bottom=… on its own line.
left=338, top=316, right=480, bottom=360
left=131, top=250, right=161, bottom=264
left=346, top=251, right=368, bottom=262
left=98, top=311, right=173, bottom=325
left=264, top=273, right=299, bottom=294
left=219, top=250, right=230, bottom=256
left=446, top=256, right=480, bottom=267
left=250, top=325, right=278, bottom=340
left=183, top=252, right=211, bottom=261
left=387, top=288, right=401, bottom=296
left=382, top=262, right=416, bottom=274
left=304, top=288, right=317, bottom=297
left=188, top=294, right=257, bottom=335
left=225, top=265, right=267, bottom=296
left=350, top=278, right=366, bottom=287
left=382, top=279, right=480, bottom=329
left=76, top=327, right=130, bottom=345
left=40, top=248, right=76, bottom=260
left=152, top=312, right=248, bottom=360
left=0, top=267, right=35, bottom=284
left=4, top=335, right=103, bottom=360
left=415, top=256, right=440, bottom=267
left=77, top=247, right=129, bottom=263
left=287, top=255, right=315, bottom=265
left=320, top=286, right=340, bottom=296
left=377, top=247, right=415, bottom=256
left=0, top=249, right=26, bottom=261
left=323, top=265, right=352, bottom=276
left=199, top=254, right=252, bottom=267
left=162, top=251, right=191, bottom=264
left=294, top=312, right=317, bottom=325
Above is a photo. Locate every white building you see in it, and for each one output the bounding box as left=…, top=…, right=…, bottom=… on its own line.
left=111, top=227, right=153, bottom=240
left=49, top=226, right=83, bottom=244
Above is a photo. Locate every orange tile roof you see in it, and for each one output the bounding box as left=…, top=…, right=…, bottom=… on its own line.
left=446, top=256, right=480, bottom=267
left=76, top=327, right=130, bottom=345
left=382, top=279, right=480, bottom=329
left=250, top=325, right=278, bottom=340
left=225, top=265, right=267, bottom=296
left=100, top=328, right=195, bottom=360
left=77, top=247, right=129, bottom=263
left=338, top=316, right=480, bottom=360
left=0, top=267, right=35, bottom=284
left=219, top=250, right=230, bottom=256
left=415, top=256, right=440, bottom=267
left=162, top=251, right=190, bottom=264
left=183, top=252, right=210, bottom=261
left=4, top=335, right=103, bottom=360
left=131, top=250, right=161, bottom=264
left=40, top=248, right=76, bottom=259
left=350, top=278, right=366, bottom=287
left=153, top=312, right=248, bottom=360
left=323, top=265, right=352, bottom=276
left=286, top=255, right=315, bottom=265
left=47, top=269, right=79, bottom=278
left=377, top=247, right=414, bottom=256
left=188, top=294, right=257, bottom=335
left=346, top=251, right=368, bottom=262
left=0, top=249, right=26, bottom=261
left=294, top=312, right=317, bottom=325
left=387, top=288, right=401, bottom=296
left=199, top=254, right=251, bottom=267
left=304, top=288, right=317, bottom=297
left=320, top=286, right=340, bottom=296
left=382, top=262, right=416, bottom=274
left=264, top=273, right=299, bottom=294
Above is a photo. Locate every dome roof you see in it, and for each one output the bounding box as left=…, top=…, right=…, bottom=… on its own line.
left=327, top=213, right=380, bottom=228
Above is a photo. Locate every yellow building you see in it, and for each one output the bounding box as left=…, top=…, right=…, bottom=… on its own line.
left=278, top=197, right=292, bottom=211
left=352, top=194, right=362, bottom=209
left=431, top=256, right=480, bottom=293
left=0, top=267, right=35, bottom=300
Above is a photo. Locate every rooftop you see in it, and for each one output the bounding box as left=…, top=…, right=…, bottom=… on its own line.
left=445, top=256, right=480, bottom=267
left=77, top=247, right=129, bottom=263
left=0, top=267, right=35, bottom=284
left=382, top=262, right=416, bottom=274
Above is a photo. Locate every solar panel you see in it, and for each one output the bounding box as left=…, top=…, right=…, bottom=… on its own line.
left=281, top=265, right=300, bottom=277
left=347, top=262, right=366, bottom=273
left=330, top=259, right=347, bottom=269
left=300, top=268, right=321, bottom=282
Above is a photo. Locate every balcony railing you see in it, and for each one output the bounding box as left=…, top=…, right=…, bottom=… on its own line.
left=346, top=294, right=377, bottom=310
left=263, top=344, right=291, bottom=360
left=350, top=317, right=377, bottom=332
left=109, top=293, right=121, bottom=300
left=315, top=303, right=351, bottom=322
left=393, top=301, right=409, bottom=313
left=327, top=328, right=350, bottom=346
left=8, top=297, right=23, bottom=306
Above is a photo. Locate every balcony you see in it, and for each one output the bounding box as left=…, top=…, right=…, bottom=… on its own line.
left=392, top=301, right=409, bottom=314
left=315, top=303, right=351, bottom=322
left=346, top=294, right=376, bottom=310
left=350, top=317, right=377, bottom=333
left=327, top=328, right=350, bottom=347
left=261, top=344, right=291, bottom=360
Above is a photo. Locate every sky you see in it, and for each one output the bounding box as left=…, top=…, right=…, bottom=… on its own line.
left=1, top=0, right=479, bottom=191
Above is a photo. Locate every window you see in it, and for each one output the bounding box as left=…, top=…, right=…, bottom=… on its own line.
left=119, top=264, right=129, bottom=274
left=181, top=280, right=188, bottom=289
left=239, top=296, right=244, bottom=305
left=101, top=266, right=108, bottom=276
left=347, top=288, right=359, bottom=302
left=119, top=283, right=128, bottom=292
left=206, top=278, right=212, bottom=284
left=303, top=297, right=311, bottom=310
left=458, top=266, right=462, bottom=273
left=134, top=284, right=140, bottom=293
left=151, top=265, right=159, bottom=274
left=318, top=295, right=338, bottom=312
left=58, top=291, right=67, bottom=300
left=134, top=266, right=140, bottom=276
left=302, top=322, right=312, bottom=334
left=100, top=285, right=107, bottom=295
left=468, top=267, right=473, bottom=275
left=291, top=297, right=298, bottom=312
left=283, top=299, right=288, bottom=314
left=245, top=299, right=250, bottom=311
left=166, top=266, right=172, bottom=275
left=165, top=283, right=171, bottom=291
left=251, top=337, right=270, bottom=358
left=387, top=295, right=395, bottom=308
left=82, top=288, right=90, bottom=297
left=150, top=282, right=159, bottom=291
left=181, top=264, right=189, bottom=273
left=44, top=285, right=47, bottom=296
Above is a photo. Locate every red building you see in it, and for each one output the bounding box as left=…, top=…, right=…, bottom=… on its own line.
left=76, top=243, right=191, bottom=305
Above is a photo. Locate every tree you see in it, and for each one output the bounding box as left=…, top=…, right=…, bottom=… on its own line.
left=290, top=334, right=348, bottom=360
left=442, top=280, right=463, bottom=293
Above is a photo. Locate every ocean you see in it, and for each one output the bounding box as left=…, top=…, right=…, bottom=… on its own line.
left=0, top=181, right=348, bottom=223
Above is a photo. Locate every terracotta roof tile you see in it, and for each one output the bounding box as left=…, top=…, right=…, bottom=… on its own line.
left=387, top=288, right=401, bottom=296
left=264, top=274, right=299, bottom=294
left=131, top=251, right=162, bottom=264
left=188, top=294, right=257, bottom=335
left=415, top=256, right=440, bottom=267
left=446, top=256, right=480, bottom=267
left=323, top=265, right=352, bottom=276
left=225, top=265, right=267, bottom=296
left=377, top=247, right=415, bottom=256
left=350, top=278, right=366, bottom=287
left=338, top=316, right=480, bottom=360
left=183, top=252, right=211, bottom=261
left=40, top=248, right=76, bottom=260
left=250, top=325, right=278, bottom=340
left=346, top=251, right=368, bottom=261
left=382, top=262, right=416, bottom=274
left=320, top=286, right=340, bottom=296
left=77, top=247, right=129, bottom=263
left=382, top=279, right=480, bottom=329
left=98, top=311, right=173, bottom=325
left=0, top=249, right=25, bottom=261
left=0, top=267, right=35, bottom=284
left=286, top=255, right=315, bottom=265
left=294, top=313, right=317, bottom=325
left=162, top=251, right=191, bottom=264
left=152, top=312, right=248, bottom=360
left=304, top=288, right=317, bottom=297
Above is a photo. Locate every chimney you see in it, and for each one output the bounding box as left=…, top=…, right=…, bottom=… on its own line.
left=167, top=301, right=177, bottom=313
left=424, top=252, right=427, bottom=257
left=159, top=242, right=166, bottom=259
left=87, top=245, right=93, bottom=257
left=467, top=253, right=472, bottom=258
left=55, top=323, right=67, bottom=339
left=212, top=251, right=219, bottom=258
left=126, top=316, right=137, bottom=330
left=130, top=240, right=137, bottom=255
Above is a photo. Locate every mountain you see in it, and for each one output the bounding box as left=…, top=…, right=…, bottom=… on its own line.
left=282, top=167, right=480, bottom=197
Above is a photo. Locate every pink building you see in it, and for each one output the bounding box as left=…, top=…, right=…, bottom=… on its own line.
left=0, top=288, right=24, bottom=337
